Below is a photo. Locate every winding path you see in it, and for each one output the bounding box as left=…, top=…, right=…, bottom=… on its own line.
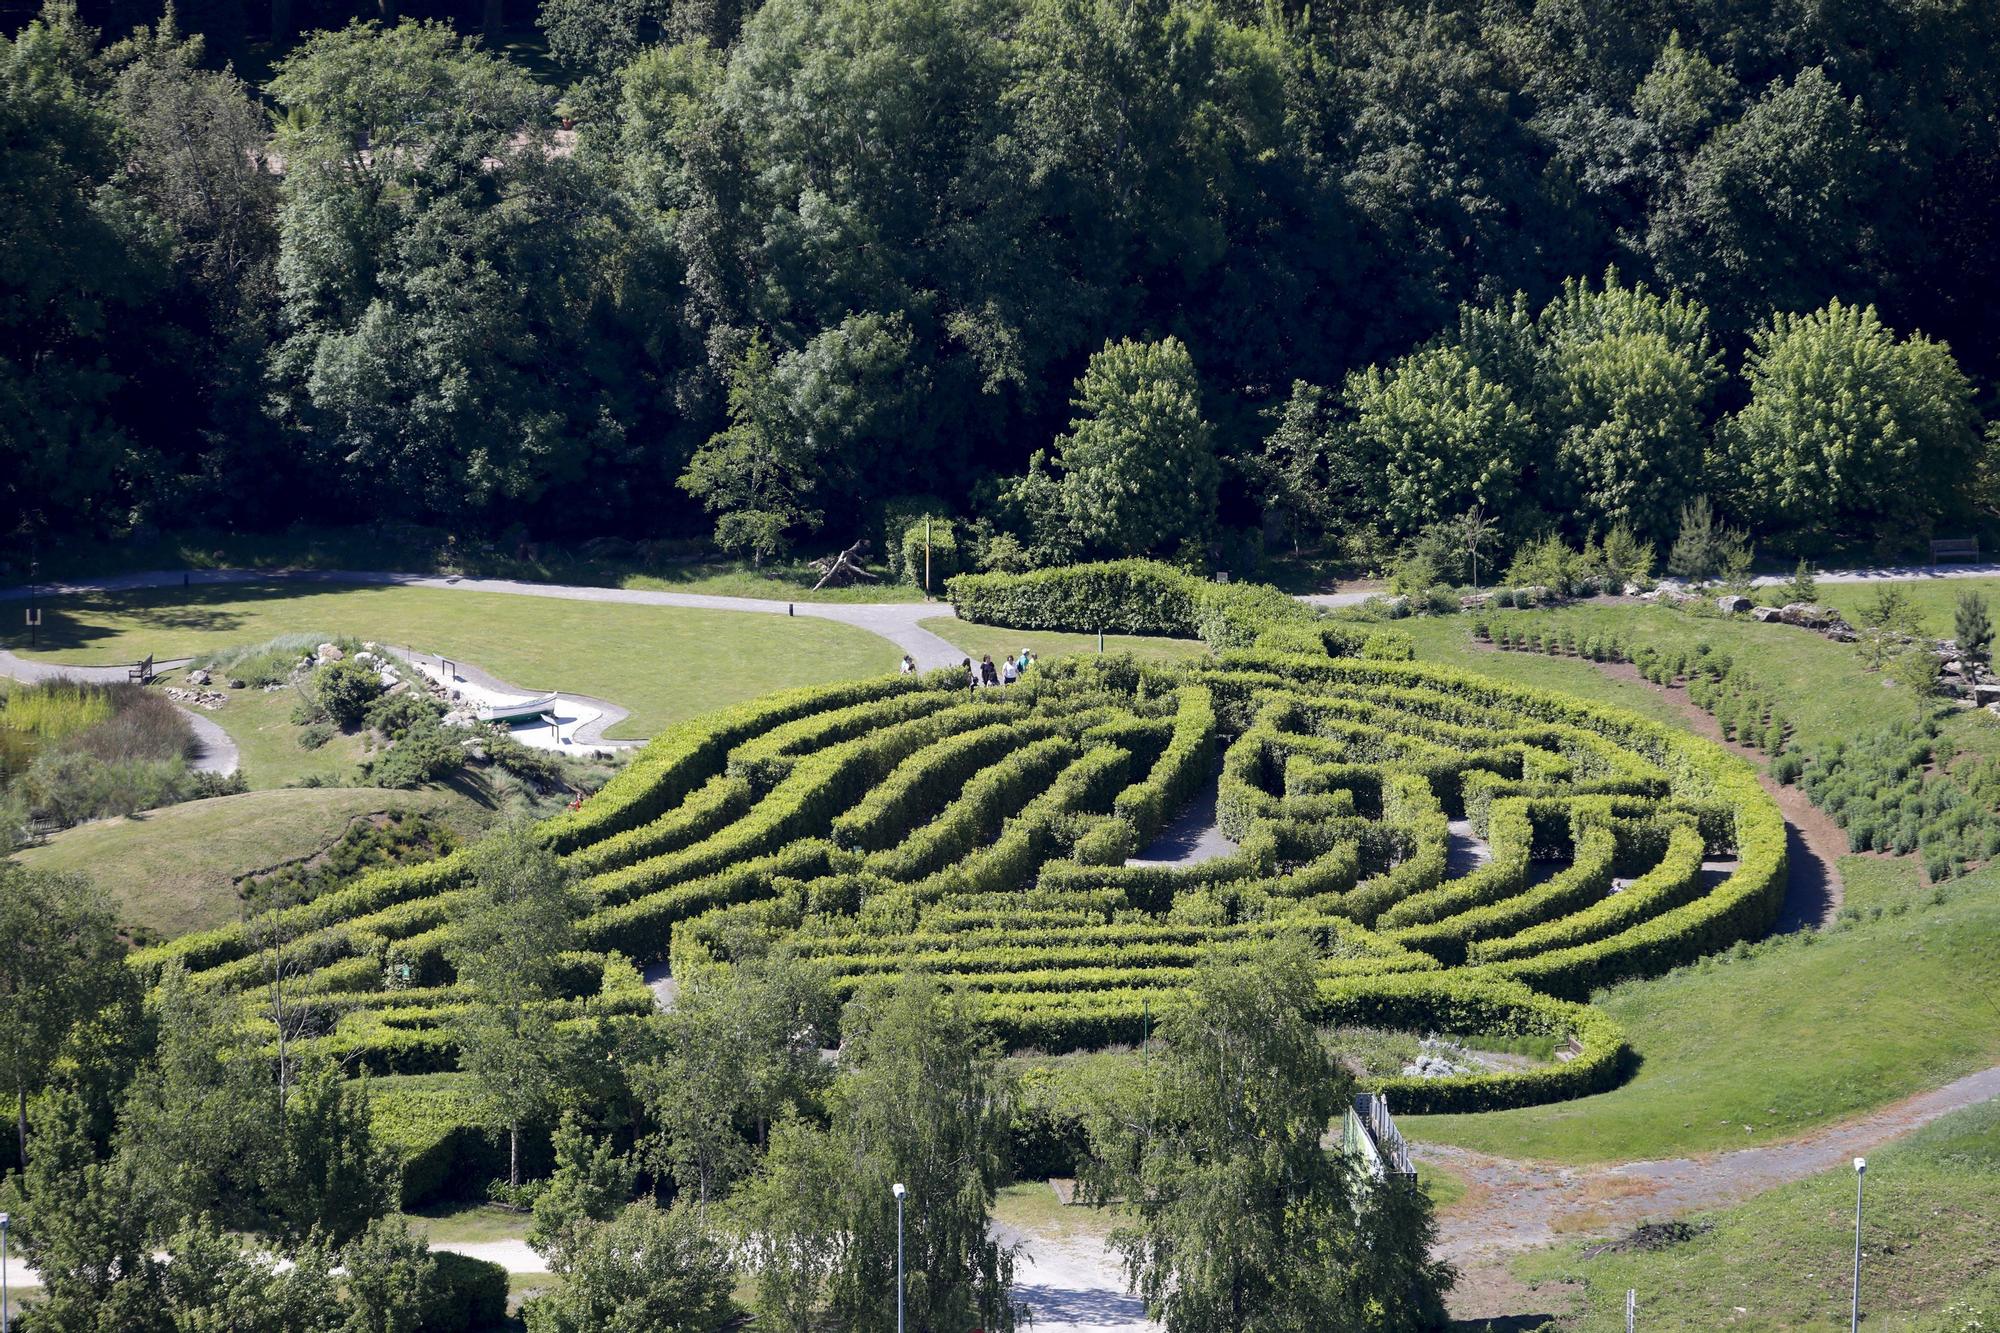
left=0, top=648, right=238, bottom=777
left=1423, top=1062, right=2000, bottom=1268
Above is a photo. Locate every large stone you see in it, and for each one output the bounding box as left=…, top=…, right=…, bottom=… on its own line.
left=316, top=642, right=345, bottom=662
left=1751, top=605, right=1783, bottom=622
left=1779, top=603, right=1835, bottom=629
left=1976, top=683, right=2000, bottom=708
left=187, top=668, right=211, bottom=686
left=1716, top=594, right=1753, bottom=614
left=1458, top=592, right=1492, bottom=611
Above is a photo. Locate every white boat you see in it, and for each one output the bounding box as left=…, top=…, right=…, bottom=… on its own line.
left=476, top=692, right=560, bottom=724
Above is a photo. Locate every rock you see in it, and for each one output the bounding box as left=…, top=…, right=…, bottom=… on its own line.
left=1622, top=581, right=1647, bottom=597
left=1751, top=606, right=1783, bottom=622
left=1976, top=683, right=2000, bottom=708
left=187, top=668, right=211, bottom=686
left=1458, top=592, right=1492, bottom=611
left=316, top=643, right=345, bottom=662
left=1778, top=602, right=1837, bottom=629
left=1826, top=628, right=1858, bottom=643
left=1716, top=594, right=1753, bottom=614
left=227, top=678, right=246, bottom=689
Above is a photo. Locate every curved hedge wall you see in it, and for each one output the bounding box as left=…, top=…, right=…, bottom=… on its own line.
left=158, top=619, right=1787, bottom=1121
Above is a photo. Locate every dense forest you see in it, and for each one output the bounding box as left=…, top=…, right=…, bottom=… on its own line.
left=6, top=0, right=2000, bottom=567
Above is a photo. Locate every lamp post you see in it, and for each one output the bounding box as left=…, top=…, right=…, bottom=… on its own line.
left=1851, top=1158, right=1866, bottom=1332
left=3, top=1209, right=12, bottom=1333
left=892, top=1183, right=907, bottom=1333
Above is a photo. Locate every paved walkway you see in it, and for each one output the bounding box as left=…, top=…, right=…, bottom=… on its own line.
left=0, top=568, right=969, bottom=671
left=0, top=649, right=238, bottom=777
left=1125, top=771, right=1237, bottom=867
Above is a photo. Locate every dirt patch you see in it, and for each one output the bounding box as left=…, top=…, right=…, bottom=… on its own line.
left=1446, top=1260, right=1579, bottom=1329
left=1419, top=1063, right=2000, bottom=1268
left=1580, top=1219, right=1711, bottom=1258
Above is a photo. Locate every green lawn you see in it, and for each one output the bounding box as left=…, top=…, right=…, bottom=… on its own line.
left=1403, top=860, right=2000, bottom=1164
left=1514, top=1097, right=2000, bottom=1330
left=920, top=617, right=1213, bottom=667
left=158, top=667, right=377, bottom=789
left=14, top=786, right=486, bottom=938
left=402, top=1202, right=532, bottom=1247
left=1815, top=576, right=2000, bottom=639
left=3, top=582, right=901, bottom=738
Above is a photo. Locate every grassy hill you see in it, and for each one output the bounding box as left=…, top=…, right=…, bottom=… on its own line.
left=15, top=786, right=488, bottom=938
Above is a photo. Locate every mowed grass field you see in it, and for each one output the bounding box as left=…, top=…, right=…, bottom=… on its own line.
left=920, top=617, right=1213, bottom=667
left=1515, top=1097, right=2000, bottom=1330
left=16, top=786, right=487, bottom=937
left=2, top=582, right=901, bottom=738
left=1816, top=574, right=2000, bottom=637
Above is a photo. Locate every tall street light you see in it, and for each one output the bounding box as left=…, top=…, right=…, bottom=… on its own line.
left=892, top=1183, right=907, bottom=1333
left=2, top=1209, right=12, bottom=1333
left=1851, top=1157, right=1866, bottom=1333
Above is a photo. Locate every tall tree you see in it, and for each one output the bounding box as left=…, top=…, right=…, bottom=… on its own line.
left=1016, top=336, right=1219, bottom=561
left=445, top=827, right=580, bottom=1188
left=628, top=956, right=830, bottom=1208
left=0, top=865, right=126, bottom=1169
left=1079, top=937, right=1453, bottom=1331
left=1342, top=343, right=1529, bottom=539
left=739, top=975, right=1018, bottom=1333
left=1956, top=590, right=1993, bottom=669
left=267, top=20, right=628, bottom=529
left=1724, top=299, right=1981, bottom=540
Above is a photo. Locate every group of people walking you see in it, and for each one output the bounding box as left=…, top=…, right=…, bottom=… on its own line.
left=896, top=647, right=1037, bottom=686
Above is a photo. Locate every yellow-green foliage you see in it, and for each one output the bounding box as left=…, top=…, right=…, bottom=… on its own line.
left=147, top=639, right=1784, bottom=1125
left=2, top=679, right=114, bottom=740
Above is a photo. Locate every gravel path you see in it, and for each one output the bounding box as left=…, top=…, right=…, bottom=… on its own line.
left=996, top=1223, right=1157, bottom=1332
left=0, top=568, right=969, bottom=671
left=1124, top=771, right=1237, bottom=866
left=0, top=649, right=239, bottom=777
left=1423, top=1062, right=2000, bottom=1267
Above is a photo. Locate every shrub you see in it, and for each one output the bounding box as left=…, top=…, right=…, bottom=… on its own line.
left=319, top=658, right=387, bottom=729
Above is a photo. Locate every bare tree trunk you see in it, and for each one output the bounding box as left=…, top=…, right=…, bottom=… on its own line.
left=16, top=1085, right=26, bottom=1169
left=510, top=1122, right=520, bottom=1189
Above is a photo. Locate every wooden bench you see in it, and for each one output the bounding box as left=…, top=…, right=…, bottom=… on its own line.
left=128, top=654, right=154, bottom=684
left=1932, top=537, right=1980, bottom=565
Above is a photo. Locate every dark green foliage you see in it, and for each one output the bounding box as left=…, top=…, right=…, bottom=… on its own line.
left=12, top=0, right=2000, bottom=558
left=316, top=658, right=386, bottom=730
left=1955, top=590, right=1992, bottom=667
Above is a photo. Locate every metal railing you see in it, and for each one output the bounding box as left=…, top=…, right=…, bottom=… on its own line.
left=1351, top=1092, right=1416, bottom=1180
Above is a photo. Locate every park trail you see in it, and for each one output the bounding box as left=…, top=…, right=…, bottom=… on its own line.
left=0, top=647, right=238, bottom=777
left=1422, top=1062, right=2000, bottom=1268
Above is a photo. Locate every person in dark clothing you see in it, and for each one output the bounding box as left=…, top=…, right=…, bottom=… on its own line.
left=980, top=654, right=999, bottom=686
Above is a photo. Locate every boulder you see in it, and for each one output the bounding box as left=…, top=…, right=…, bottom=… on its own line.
left=1779, top=603, right=1835, bottom=629
left=1976, top=683, right=2000, bottom=708
left=187, top=668, right=211, bottom=686
left=1716, top=594, right=1753, bottom=614
left=1827, top=628, right=1858, bottom=643
left=1751, top=606, right=1783, bottom=622
left=227, top=678, right=246, bottom=689
left=316, top=642, right=345, bottom=662
left=1458, top=592, right=1492, bottom=611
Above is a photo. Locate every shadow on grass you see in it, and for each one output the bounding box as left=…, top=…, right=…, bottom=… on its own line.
left=1449, top=1316, right=1564, bottom=1331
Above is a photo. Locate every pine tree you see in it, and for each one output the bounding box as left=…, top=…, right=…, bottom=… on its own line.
left=1955, top=589, right=1993, bottom=667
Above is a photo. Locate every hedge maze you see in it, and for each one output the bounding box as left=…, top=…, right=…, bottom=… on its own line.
left=134, top=607, right=1788, bottom=1122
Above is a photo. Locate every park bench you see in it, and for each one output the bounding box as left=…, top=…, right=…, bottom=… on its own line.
left=128, top=654, right=154, bottom=684
left=1931, top=537, right=1980, bottom=565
